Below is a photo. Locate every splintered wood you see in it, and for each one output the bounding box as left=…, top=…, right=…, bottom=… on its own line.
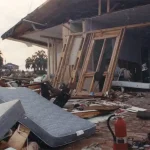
left=53, top=27, right=126, bottom=96
left=72, top=110, right=101, bottom=119
left=53, top=35, right=74, bottom=87
left=8, top=124, right=30, bottom=150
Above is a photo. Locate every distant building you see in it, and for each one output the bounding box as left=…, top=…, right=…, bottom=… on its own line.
left=3, top=63, right=19, bottom=70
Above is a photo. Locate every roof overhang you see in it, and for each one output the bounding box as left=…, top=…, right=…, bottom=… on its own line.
left=1, top=0, right=99, bottom=40
left=2, top=0, right=150, bottom=41
left=1, top=0, right=150, bottom=48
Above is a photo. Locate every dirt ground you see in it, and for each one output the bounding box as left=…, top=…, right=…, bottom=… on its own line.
left=57, top=94, right=150, bottom=150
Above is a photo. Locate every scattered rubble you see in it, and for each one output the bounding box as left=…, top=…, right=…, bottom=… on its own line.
left=1, top=0, right=150, bottom=149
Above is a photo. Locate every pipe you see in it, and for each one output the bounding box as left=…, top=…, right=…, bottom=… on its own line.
left=22, top=19, right=47, bottom=27
left=107, top=114, right=116, bottom=142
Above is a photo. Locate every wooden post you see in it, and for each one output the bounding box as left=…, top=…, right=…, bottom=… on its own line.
left=107, top=0, right=110, bottom=13
left=47, top=39, right=51, bottom=80
left=89, top=39, right=107, bottom=92
left=102, top=28, right=125, bottom=94
left=54, top=40, right=57, bottom=73
left=52, top=39, right=55, bottom=74
left=98, top=0, right=102, bottom=15
left=82, top=21, right=86, bottom=32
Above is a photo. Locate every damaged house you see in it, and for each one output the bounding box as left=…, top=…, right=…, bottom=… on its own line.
left=2, top=0, right=150, bottom=97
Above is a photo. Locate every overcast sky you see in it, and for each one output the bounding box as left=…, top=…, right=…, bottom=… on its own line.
left=0, top=0, right=47, bottom=70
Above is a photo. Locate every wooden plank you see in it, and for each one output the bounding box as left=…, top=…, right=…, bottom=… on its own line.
left=84, top=72, right=95, bottom=77
left=53, top=42, right=67, bottom=86
left=76, top=34, right=95, bottom=93
left=84, top=105, right=120, bottom=111
left=8, top=124, right=30, bottom=150
left=59, top=36, right=75, bottom=83
left=107, top=0, right=110, bottom=13
left=94, top=30, right=120, bottom=39
left=69, top=22, right=150, bottom=37
left=76, top=28, right=125, bottom=96
left=74, top=92, right=102, bottom=97
left=89, top=22, right=150, bottom=34
left=53, top=36, right=72, bottom=87
left=47, top=39, right=51, bottom=80
left=94, top=34, right=119, bottom=40
left=60, top=36, right=74, bottom=84
left=54, top=40, right=57, bottom=73
left=72, top=110, right=101, bottom=119
left=69, top=34, right=90, bottom=85
left=106, top=28, right=126, bottom=91
left=102, top=28, right=125, bottom=94
left=52, top=40, right=55, bottom=74
left=76, top=29, right=120, bottom=95
left=98, top=0, right=102, bottom=15
left=89, top=39, right=107, bottom=92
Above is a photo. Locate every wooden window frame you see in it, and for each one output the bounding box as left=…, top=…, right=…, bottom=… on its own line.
left=76, top=29, right=125, bottom=96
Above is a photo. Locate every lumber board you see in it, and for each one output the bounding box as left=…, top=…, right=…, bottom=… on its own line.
left=76, top=29, right=121, bottom=96
left=53, top=36, right=72, bottom=87
left=102, top=28, right=125, bottom=93
left=52, top=41, right=54, bottom=74
left=54, top=41, right=57, bottom=73
left=76, top=34, right=95, bottom=93
left=89, top=39, right=107, bottom=92
left=107, top=0, right=110, bottom=13
left=94, top=30, right=120, bottom=39
left=8, top=124, right=30, bottom=150
left=72, top=110, right=101, bottom=119
left=59, top=36, right=75, bottom=83
left=69, top=34, right=91, bottom=85
left=84, top=72, right=95, bottom=78
left=69, top=22, right=150, bottom=37
left=84, top=105, right=120, bottom=111
left=98, top=0, right=102, bottom=15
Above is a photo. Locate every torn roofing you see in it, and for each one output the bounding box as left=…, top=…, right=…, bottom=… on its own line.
left=1, top=0, right=150, bottom=40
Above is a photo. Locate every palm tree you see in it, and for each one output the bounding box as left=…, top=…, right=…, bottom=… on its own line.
left=35, top=50, right=47, bottom=71
left=25, top=50, right=47, bottom=74
left=25, top=57, right=32, bottom=70
left=31, top=55, right=37, bottom=72
left=0, top=51, right=3, bottom=68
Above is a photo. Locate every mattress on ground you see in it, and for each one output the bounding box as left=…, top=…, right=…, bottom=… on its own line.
left=0, top=87, right=95, bottom=147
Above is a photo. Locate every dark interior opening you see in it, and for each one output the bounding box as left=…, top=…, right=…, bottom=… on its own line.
left=114, top=27, right=150, bottom=84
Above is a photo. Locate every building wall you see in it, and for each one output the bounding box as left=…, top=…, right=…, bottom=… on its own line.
left=47, top=40, right=63, bottom=78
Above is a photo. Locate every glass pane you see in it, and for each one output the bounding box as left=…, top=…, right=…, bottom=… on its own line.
left=95, top=38, right=116, bottom=92
left=87, top=39, right=104, bottom=72
left=82, top=77, right=93, bottom=92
